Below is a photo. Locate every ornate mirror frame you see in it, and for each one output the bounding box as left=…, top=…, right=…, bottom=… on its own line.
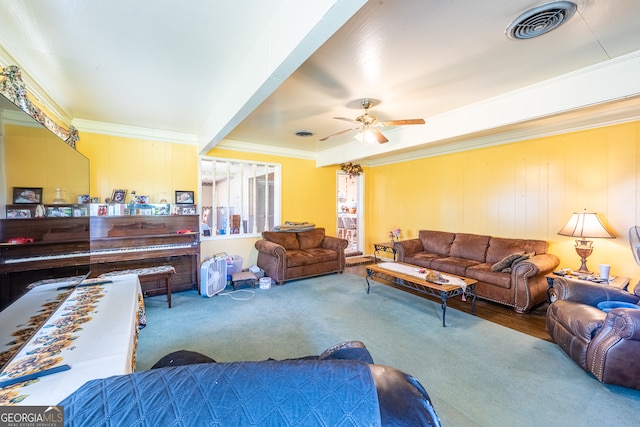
left=0, top=65, right=79, bottom=148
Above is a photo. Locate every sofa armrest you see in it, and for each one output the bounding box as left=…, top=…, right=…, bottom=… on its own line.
left=322, top=235, right=348, bottom=252
left=510, top=253, right=560, bottom=313
left=254, top=239, right=286, bottom=257
left=550, top=276, right=640, bottom=307
left=514, top=253, right=559, bottom=277
left=607, top=308, right=640, bottom=340
left=587, top=307, right=640, bottom=387
left=394, top=239, right=423, bottom=262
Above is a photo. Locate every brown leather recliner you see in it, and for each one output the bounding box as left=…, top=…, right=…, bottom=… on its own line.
left=546, top=276, right=640, bottom=390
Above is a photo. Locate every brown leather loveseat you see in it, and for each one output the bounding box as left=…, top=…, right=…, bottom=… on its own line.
left=394, top=230, right=559, bottom=312
left=255, top=228, right=348, bottom=285
left=546, top=276, right=640, bottom=390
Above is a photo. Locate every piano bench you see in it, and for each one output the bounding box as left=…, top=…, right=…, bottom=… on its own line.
left=231, top=271, right=257, bottom=290
left=100, top=265, right=175, bottom=308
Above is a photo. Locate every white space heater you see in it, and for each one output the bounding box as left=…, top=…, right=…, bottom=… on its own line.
left=200, top=253, right=228, bottom=297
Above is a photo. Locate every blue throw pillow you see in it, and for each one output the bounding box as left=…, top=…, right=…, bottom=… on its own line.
left=596, top=301, right=640, bottom=313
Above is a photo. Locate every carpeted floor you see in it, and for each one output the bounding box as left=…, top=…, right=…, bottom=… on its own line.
left=137, top=272, right=640, bottom=426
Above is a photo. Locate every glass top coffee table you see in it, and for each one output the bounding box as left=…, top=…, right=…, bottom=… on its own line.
left=366, top=262, right=477, bottom=327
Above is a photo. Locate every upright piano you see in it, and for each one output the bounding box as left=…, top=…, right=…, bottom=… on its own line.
left=89, top=215, right=200, bottom=296
left=1, top=214, right=200, bottom=308
left=0, top=217, right=90, bottom=309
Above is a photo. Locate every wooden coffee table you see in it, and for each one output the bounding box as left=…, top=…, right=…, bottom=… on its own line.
left=366, top=262, right=477, bottom=327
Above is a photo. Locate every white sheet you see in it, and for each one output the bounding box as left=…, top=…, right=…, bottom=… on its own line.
left=377, top=262, right=468, bottom=293
left=0, top=274, right=141, bottom=406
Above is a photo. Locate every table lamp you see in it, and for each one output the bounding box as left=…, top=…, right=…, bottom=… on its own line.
left=558, top=209, right=615, bottom=273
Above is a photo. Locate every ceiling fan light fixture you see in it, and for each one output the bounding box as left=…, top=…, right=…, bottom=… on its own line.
left=506, top=1, right=577, bottom=40
left=355, top=130, right=378, bottom=145
left=319, top=98, right=424, bottom=144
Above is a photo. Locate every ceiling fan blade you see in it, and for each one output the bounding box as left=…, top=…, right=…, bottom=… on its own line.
left=380, top=118, right=425, bottom=126
left=370, top=128, right=389, bottom=144
left=318, top=128, right=354, bottom=141
left=333, top=117, right=355, bottom=123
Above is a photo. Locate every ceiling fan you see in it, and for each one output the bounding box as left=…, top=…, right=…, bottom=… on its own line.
left=319, top=99, right=425, bottom=144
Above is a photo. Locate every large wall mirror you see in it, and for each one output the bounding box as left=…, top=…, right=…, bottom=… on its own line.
left=0, top=79, right=90, bottom=310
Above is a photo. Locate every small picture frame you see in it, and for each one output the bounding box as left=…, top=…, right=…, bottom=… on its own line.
left=111, top=189, right=127, bottom=204
left=175, top=190, right=194, bottom=204
left=77, top=195, right=90, bottom=204
left=46, top=206, right=72, bottom=218
left=7, top=208, right=31, bottom=219
left=13, top=187, right=43, bottom=204
left=181, top=207, right=196, bottom=215
left=155, top=205, right=170, bottom=216
left=134, top=195, right=150, bottom=204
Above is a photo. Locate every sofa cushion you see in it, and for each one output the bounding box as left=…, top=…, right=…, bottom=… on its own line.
left=263, top=231, right=300, bottom=250
left=430, top=257, right=480, bottom=277
left=302, top=247, right=339, bottom=263
left=298, top=228, right=325, bottom=250
left=449, top=233, right=490, bottom=263
left=404, top=252, right=440, bottom=268
left=418, top=230, right=455, bottom=256
left=490, top=252, right=525, bottom=272
left=285, top=249, right=317, bottom=268
left=467, top=264, right=512, bottom=289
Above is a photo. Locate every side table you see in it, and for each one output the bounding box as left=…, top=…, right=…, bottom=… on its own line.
left=545, top=272, right=630, bottom=302
left=373, top=242, right=397, bottom=262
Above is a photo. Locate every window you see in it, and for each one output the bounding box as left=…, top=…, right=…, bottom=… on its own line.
left=200, top=157, right=281, bottom=238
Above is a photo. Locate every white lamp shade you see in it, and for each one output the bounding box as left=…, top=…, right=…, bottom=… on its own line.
left=558, top=210, right=614, bottom=239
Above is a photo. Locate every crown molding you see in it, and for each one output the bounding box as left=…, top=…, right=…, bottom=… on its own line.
left=361, top=102, right=640, bottom=167
left=71, top=118, right=198, bottom=145
left=215, top=138, right=317, bottom=160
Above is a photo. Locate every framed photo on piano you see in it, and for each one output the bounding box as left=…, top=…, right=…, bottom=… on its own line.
left=175, top=190, right=194, bottom=204
left=13, top=187, right=42, bottom=204
left=6, top=208, right=31, bottom=219
left=111, top=189, right=127, bottom=204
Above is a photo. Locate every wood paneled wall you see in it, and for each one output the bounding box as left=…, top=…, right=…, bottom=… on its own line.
left=366, top=120, right=640, bottom=288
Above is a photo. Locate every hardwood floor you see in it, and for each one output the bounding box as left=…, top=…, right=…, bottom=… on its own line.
left=346, top=263, right=552, bottom=342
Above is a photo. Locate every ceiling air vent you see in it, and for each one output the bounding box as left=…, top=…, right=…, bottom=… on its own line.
left=506, top=1, right=577, bottom=40
left=295, top=130, right=314, bottom=137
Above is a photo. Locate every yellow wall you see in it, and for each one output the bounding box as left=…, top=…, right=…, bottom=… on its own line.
left=366, top=120, right=640, bottom=289
left=199, top=148, right=339, bottom=265
left=75, top=120, right=640, bottom=290
left=4, top=124, right=88, bottom=203
left=76, top=132, right=197, bottom=203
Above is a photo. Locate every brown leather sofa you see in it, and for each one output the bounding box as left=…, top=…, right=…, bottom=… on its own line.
left=394, top=230, right=560, bottom=313
left=546, top=276, right=640, bottom=390
left=255, top=228, right=348, bottom=285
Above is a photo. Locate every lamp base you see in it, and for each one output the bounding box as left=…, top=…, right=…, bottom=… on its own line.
left=574, top=240, right=594, bottom=274
left=576, top=258, right=591, bottom=274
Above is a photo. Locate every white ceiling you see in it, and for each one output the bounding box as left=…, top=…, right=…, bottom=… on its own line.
left=1, top=0, right=640, bottom=167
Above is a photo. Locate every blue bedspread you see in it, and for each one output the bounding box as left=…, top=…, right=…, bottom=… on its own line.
left=60, top=359, right=381, bottom=426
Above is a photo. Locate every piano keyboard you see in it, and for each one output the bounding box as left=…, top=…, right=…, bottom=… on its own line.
left=3, top=243, right=196, bottom=264
left=3, top=252, right=90, bottom=264
left=91, top=242, right=196, bottom=254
